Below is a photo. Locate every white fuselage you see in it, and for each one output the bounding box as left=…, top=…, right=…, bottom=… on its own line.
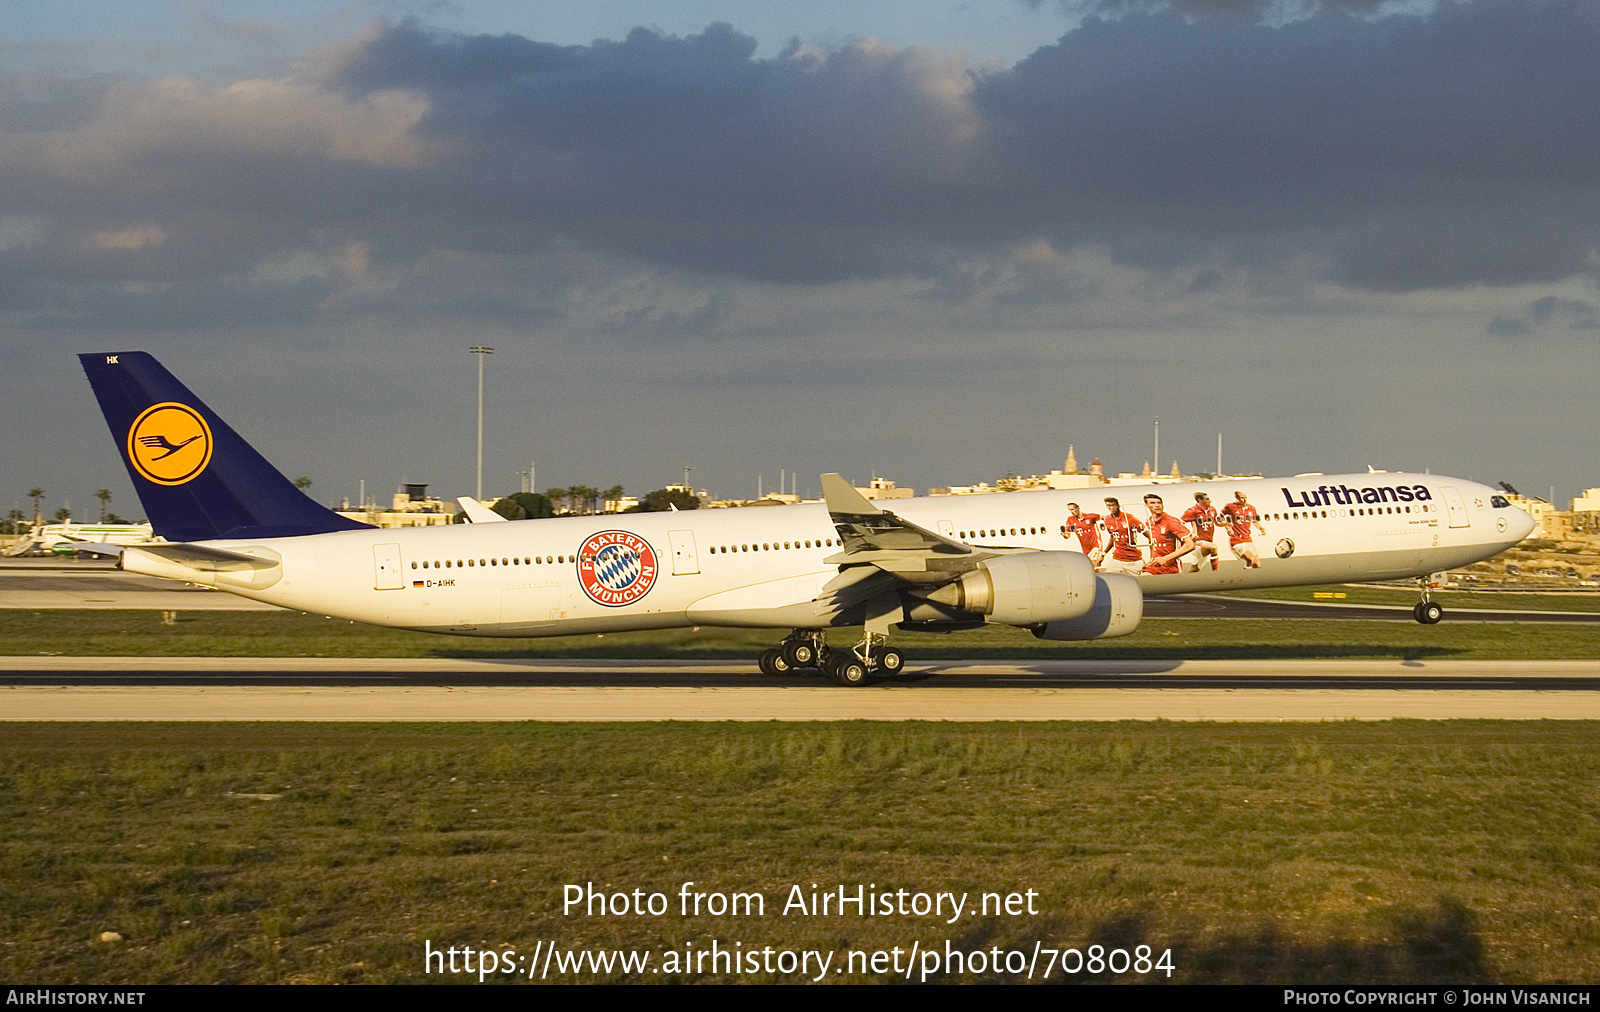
left=122, top=474, right=1533, bottom=636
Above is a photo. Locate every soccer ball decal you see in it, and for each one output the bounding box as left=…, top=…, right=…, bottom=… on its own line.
left=1275, top=538, right=1295, bottom=559
left=576, top=531, right=658, bottom=607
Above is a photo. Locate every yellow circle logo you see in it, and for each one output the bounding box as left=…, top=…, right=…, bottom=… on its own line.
left=127, top=402, right=213, bottom=486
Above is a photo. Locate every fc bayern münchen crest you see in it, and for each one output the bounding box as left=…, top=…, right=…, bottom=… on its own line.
left=577, top=531, right=658, bottom=607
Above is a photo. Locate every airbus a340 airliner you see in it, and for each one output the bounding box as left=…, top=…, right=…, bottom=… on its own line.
left=80, top=352, right=1533, bottom=685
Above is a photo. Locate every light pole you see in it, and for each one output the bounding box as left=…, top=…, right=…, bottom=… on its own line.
left=470, top=346, right=493, bottom=500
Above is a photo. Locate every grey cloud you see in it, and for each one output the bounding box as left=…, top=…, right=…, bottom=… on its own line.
left=1039, top=0, right=1421, bottom=19
left=3, top=0, right=1600, bottom=331
left=0, top=70, right=123, bottom=132
left=977, top=1, right=1600, bottom=288
left=329, top=3, right=1600, bottom=290
left=1488, top=295, right=1600, bottom=337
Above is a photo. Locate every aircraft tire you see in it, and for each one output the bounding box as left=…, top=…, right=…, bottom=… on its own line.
left=784, top=640, right=817, bottom=669
left=1416, top=601, right=1443, bottom=625
left=759, top=647, right=793, bottom=676
left=830, top=656, right=871, bottom=687
left=875, top=647, right=905, bottom=675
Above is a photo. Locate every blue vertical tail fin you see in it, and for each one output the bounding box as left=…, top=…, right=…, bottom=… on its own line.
left=79, top=352, right=371, bottom=542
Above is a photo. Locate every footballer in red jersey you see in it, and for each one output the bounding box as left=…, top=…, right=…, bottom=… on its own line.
left=1221, top=490, right=1267, bottom=568
left=1142, top=494, right=1197, bottom=575
left=1061, top=503, right=1103, bottom=559
left=1181, top=491, right=1221, bottom=572
left=1098, top=497, right=1148, bottom=576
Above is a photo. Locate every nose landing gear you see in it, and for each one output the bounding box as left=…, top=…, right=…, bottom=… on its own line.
left=1413, top=577, right=1444, bottom=624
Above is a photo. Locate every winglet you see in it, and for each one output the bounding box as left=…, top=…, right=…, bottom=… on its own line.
left=457, top=497, right=509, bottom=523
left=820, top=473, right=883, bottom=517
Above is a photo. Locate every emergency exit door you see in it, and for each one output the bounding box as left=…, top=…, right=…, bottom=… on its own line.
left=668, top=530, right=700, bottom=575
left=373, top=543, right=404, bottom=589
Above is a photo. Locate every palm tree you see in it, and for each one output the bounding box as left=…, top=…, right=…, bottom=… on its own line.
left=95, top=489, right=112, bottom=523
left=27, top=488, right=44, bottom=526
left=571, top=485, right=600, bottom=515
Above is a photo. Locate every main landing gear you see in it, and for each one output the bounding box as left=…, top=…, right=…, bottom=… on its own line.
left=757, top=629, right=905, bottom=686
left=1412, top=578, right=1443, bottom=624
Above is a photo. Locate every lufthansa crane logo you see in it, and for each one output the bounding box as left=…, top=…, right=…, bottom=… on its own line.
left=127, top=402, right=213, bottom=486
left=576, top=531, right=658, bottom=607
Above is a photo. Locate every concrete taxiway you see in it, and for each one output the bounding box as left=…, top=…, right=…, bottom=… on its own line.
left=5, top=658, right=1600, bottom=721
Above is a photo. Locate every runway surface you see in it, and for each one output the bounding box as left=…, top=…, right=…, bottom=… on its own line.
left=6, top=658, right=1600, bottom=721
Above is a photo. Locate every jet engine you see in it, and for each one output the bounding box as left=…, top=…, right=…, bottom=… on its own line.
left=922, top=551, right=1096, bottom=626
left=1031, top=573, right=1142, bottom=640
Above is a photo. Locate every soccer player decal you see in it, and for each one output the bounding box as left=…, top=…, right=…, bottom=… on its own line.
left=1221, top=490, right=1267, bottom=569
left=1061, top=503, right=1103, bottom=563
left=1142, top=494, right=1196, bottom=575
left=1182, top=491, right=1221, bottom=572
left=1097, top=497, right=1148, bottom=576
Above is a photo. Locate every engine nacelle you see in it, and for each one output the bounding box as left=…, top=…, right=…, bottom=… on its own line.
left=1032, top=573, right=1143, bottom=640
left=925, top=551, right=1096, bottom=626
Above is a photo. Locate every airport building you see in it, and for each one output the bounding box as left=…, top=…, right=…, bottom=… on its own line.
left=932, top=447, right=1260, bottom=496
left=334, top=484, right=453, bottom=529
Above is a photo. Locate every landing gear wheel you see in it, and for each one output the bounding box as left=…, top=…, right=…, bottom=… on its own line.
left=783, top=640, right=818, bottom=669
left=829, top=655, right=871, bottom=687
left=758, top=647, right=794, bottom=675
left=875, top=647, right=905, bottom=676
left=1414, top=601, right=1443, bottom=625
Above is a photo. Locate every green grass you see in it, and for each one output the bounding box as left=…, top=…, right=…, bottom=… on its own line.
left=3, top=721, right=1598, bottom=983
left=5, top=608, right=1600, bottom=660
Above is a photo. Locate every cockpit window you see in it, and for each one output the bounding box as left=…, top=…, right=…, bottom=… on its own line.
left=1491, top=495, right=1511, bottom=508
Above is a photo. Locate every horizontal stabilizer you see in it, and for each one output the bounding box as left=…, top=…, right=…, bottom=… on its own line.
left=132, top=543, right=281, bottom=571
left=61, top=542, right=127, bottom=558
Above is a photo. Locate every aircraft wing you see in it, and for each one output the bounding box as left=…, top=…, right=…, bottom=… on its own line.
left=818, top=473, right=1012, bottom=585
